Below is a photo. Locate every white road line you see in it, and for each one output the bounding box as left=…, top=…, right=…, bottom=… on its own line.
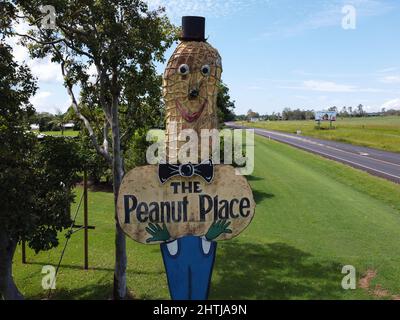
left=253, top=128, right=400, bottom=168
left=322, top=144, right=400, bottom=168
left=227, top=124, right=400, bottom=177
left=262, top=135, right=400, bottom=181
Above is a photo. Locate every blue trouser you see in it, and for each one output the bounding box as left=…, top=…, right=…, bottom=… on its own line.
left=160, top=235, right=217, bottom=300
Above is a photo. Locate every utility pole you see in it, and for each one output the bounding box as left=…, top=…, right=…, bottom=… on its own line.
left=83, top=170, right=89, bottom=270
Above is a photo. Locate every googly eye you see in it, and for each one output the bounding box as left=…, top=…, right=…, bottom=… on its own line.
left=178, top=64, right=190, bottom=75
left=201, top=65, right=211, bottom=76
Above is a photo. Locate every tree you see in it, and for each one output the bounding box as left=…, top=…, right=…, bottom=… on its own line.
left=340, top=106, right=348, bottom=118
left=247, top=109, right=259, bottom=120
left=12, top=0, right=177, bottom=299
left=0, top=40, right=82, bottom=299
left=282, top=107, right=291, bottom=120
left=50, top=108, right=67, bottom=135
left=356, top=104, right=365, bottom=117
left=328, top=106, right=338, bottom=112
left=217, top=82, right=235, bottom=123
left=281, top=108, right=314, bottom=120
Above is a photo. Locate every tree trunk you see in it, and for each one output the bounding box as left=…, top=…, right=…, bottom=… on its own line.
left=0, top=229, right=24, bottom=300
left=110, top=103, right=128, bottom=300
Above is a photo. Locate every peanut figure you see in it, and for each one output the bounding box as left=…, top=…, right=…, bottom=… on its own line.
left=148, top=16, right=227, bottom=300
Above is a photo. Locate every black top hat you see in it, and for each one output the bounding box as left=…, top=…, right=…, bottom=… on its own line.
left=180, top=16, right=206, bottom=42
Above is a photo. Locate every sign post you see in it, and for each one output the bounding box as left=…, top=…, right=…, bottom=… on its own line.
left=315, top=111, right=337, bottom=129
left=21, top=240, right=26, bottom=264
left=118, top=16, right=255, bottom=300
left=83, top=170, right=89, bottom=270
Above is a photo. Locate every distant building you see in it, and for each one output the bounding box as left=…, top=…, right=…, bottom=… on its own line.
left=63, top=123, right=75, bottom=129
left=30, top=124, right=39, bottom=130
left=366, top=112, right=382, bottom=117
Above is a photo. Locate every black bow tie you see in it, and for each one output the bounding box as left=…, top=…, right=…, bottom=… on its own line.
left=158, top=160, right=214, bottom=184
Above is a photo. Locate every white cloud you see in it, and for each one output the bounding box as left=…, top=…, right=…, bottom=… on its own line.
left=380, top=76, right=400, bottom=84
left=30, top=91, right=52, bottom=110
left=9, top=43, right=62, bottom=83
left=8, top=41, right=62, bottom=83
left=303, top=80, right=356, bottom=92
left=6, top=18, right=63, bottom=83
left=257, top=0, right=394, bottom=38
left=378, top=67, right=398, bottom=73
left=87, top=63, right=98, bottom=84
left=382, top=98, right=400, bottom=110
left=146, top=0, right=260, bottom=20
left=29, top=58, right=63, bottom=83
left=247, top=85, right=263, bottom=90
left=280, top=80, right=386, bottom=93
left=363, top=105, right=380, bottom=112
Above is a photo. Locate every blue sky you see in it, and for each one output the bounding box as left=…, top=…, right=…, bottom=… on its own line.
left=12, top=0, right=400, bottom=115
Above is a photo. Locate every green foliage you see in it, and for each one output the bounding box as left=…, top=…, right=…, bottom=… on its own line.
left=77, top=133, right=111, bottom=184
left=48, top=109, right=67, bottom=135
left=13, top=1, right=178, bottom=203
left=27, top=137, right=83, bottom=252
left=246, top=109, right=259, bottom=120
left=36, top=112, right=56, bottom=131
left=124, top=129, right=152, bottom=172
left=0, top=134, right=83, bottom=253
left=30, top=110, right=80, bottom=132
left=77, top=128, right=152, bottom=183
left=0, top=43, right=36, bottom=125
left=217, top=82, right=235, bottom=123
left=282, top=107, right=315, bottom=120
left=0, top=42, right=82, bottom=253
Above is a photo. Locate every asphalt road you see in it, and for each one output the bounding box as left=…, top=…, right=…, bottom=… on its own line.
left=226, top=123, right=400, bottom=184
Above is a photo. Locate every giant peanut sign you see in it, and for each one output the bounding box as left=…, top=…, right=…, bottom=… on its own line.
left=117, top=16, right=255, bottom=300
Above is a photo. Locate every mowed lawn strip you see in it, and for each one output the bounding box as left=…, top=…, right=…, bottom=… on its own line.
left=41, top=131, right=79, bottom=137
left=14, top=135, right=400, bottom=299
left=238, top=116, right=400, bottom=152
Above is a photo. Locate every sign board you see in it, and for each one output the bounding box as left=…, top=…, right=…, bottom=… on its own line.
left=118, top=16, right=256, bottom=300
left=315, top=111, right=337, bottom=121
left=117, top=164, right=255, bottom=244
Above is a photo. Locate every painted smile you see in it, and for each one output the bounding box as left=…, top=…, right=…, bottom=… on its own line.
left=175, top=99, right=208, bottom=123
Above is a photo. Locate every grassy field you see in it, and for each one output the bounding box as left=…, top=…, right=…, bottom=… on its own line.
left=33, top=130, right=80, bottom=137
left=238, top=116, right=400, bottom=153
left=14, top=135, right=400, bottom=299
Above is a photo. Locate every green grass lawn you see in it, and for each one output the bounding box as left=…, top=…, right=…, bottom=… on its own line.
left=33, top=130, right=79, bottom=137
left=43, top=130, right=79, bottom=137
left=238, top=116, right=400, bottom=153
left=14, top=135, right=400, bottom=299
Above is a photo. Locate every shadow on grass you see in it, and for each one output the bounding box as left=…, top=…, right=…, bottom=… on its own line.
left=31, top=274, right=113, bottom=300
left=246, top=175, right=264, bottom=182
left=88, top=182, right=113, bottom=193
left=252, top=190, right=274, bottom=203
left=25, top=261, right=114, bottom=272
left=211, top=241, right=343, bottom=300
left=26, top=261, right=165, bottom=277
left=31, top=273, right=153, bottom=300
